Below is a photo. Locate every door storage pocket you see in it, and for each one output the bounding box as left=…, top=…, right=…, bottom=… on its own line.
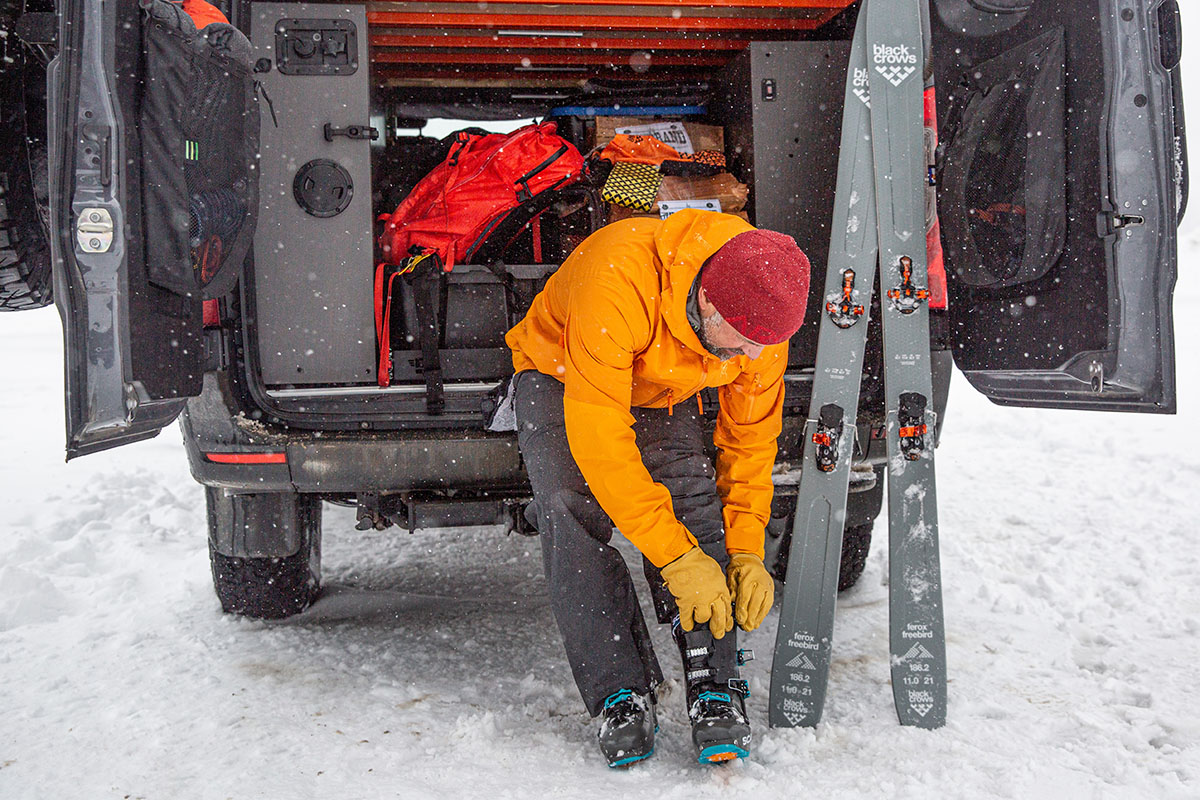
left=139, top=0, right=259, bottom=298
left=940, top=27, right=1066, bottom=291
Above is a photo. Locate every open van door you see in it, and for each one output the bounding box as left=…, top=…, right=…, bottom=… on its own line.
left=48, top=0, right=258, bottom=457
left=931, top=0, right=1184, bottom=413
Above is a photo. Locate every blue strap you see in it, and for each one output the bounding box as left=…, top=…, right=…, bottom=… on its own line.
left=603, top=688, right=635, bottom=709
left=697, top=691, right=731, bottom=704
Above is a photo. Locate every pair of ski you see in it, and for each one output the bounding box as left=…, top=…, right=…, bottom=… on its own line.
left=769, top=0, right=947, bottom=729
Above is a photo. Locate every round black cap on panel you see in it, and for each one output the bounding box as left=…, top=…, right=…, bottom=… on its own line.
left=293, top=159, right=354, bottom=218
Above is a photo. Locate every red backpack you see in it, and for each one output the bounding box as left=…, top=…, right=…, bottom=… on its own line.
left=374, top=122, right=584, bottom=397
left=377, top=121, right=584, bottom=271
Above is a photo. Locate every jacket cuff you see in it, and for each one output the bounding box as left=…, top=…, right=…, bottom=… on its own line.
left=724, top=526, right=766, bottom=561
left=641, top=525, right=700, bottom=569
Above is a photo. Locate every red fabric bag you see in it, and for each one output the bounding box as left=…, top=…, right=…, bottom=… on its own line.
left=377, top=121, right=584, bottom=271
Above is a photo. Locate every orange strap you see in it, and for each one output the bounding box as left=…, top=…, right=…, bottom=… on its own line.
left=374, top=263, right=411, bottom=388
left=531, top=214, right=543, bottom=263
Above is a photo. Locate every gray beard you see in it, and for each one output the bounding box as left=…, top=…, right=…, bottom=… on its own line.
left=699, top=310, right=741, bottom=361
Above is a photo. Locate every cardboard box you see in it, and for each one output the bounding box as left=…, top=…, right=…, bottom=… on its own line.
left=657, top=174, right=748, bottom=212
left=593, top=117, right=724, bottom=154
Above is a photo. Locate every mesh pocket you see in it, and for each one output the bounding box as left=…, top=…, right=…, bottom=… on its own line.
left=940, top=27, right=1065, bottom=290
left=140, top=4, right=259, bottom=298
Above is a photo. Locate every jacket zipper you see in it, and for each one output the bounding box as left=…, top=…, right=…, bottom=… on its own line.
left=660, top=360, right=710, bottom=416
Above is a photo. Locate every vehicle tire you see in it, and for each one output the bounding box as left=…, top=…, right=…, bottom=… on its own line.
left=836, top=522, right=872, bottom=592
left=765, top=516, right=874, bottom=593
left=0, top=0, right=53, bottom=312
left=207, top=489, right=322, bottom=619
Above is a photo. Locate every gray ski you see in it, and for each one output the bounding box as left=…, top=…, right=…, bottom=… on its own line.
left=769, top=9, right=877, bottom=729
left=770, top=0, right=946, bottom=730
left=866, top=0, right=947, bottom=729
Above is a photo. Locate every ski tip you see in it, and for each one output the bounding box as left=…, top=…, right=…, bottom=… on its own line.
left=697, top=744, right=749, bottom=764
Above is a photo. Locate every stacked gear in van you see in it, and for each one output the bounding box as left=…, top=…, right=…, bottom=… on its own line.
left=589, top=126, right=749, bottom=223
left=374, top=122, right=585, bottom=407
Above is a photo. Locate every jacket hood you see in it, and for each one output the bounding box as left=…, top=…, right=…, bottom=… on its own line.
left=653, top=210, right=756, bottom=353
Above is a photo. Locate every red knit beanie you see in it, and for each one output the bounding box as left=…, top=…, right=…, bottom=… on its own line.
left=701, top=229, right=811, bottom=345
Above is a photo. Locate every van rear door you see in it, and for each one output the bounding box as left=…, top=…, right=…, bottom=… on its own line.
left=49, top=0, right=259, bottom=457
left=931, top=0, right=1184, bottom=413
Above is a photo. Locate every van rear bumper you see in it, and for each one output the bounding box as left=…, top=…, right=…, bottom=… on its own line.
left=181, top=372, right=526, bottom=493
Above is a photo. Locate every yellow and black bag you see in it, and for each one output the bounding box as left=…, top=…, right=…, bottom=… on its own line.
left=601, top=161, right=663, bottom=213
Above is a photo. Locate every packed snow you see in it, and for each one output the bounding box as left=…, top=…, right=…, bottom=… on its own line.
left=5, top=42, right=1200, bottom=800
left=2, top=247, right=1196, bottom=796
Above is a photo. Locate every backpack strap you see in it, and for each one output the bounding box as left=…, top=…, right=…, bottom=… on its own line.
left=514, top=143, right=570, bottom=202
left=468, top=179, right=588, bottom=268
left=406, top=255, right=446, bottom=415
left=375, top=253, right=445, bottom=415
left=374, top=261, right=405, bottom=388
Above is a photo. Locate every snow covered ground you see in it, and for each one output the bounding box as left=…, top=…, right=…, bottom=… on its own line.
left=2, top=254, right=1197, bottom=799
left=5, top=35, right=1200, bottom=800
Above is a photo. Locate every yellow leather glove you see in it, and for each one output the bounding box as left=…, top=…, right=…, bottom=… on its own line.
left=660, top=547, right=734, bottom=639
left=726, top=553, right=775, bottom=631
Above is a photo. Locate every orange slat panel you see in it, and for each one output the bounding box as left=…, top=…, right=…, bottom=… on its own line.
left=366, top=11, right=821, bottom=31
left=373, top=0, right=842, bottom=6
left=374, top=51, right=728, bottom=66
left=370, top=34, right=752, bottom=51
left=376, top=71, right=710, bottom=83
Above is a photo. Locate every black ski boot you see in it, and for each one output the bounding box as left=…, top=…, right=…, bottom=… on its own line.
left=673, top=620, right=751, bottom=763
left=597, top=688, right=657, bottom=768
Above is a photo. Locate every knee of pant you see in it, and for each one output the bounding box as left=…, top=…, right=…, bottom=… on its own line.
left=649, top=452, right=716, bottom=485
left=522, top=501, right=540, bottom=533
left=540, top=488, right=613, bottom=543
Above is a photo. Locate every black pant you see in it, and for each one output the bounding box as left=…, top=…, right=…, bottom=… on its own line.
left=513, top=370, right=737, bottom=716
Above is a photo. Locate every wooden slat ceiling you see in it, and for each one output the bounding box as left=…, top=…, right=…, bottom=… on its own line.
left=367, top=0, right=857, bottom=84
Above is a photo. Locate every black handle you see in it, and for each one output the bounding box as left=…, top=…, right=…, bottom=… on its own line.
left=323, top=123, right=380, bottom=142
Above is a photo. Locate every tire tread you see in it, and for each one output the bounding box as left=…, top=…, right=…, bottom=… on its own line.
left=0, top=6, right=53, bottom=312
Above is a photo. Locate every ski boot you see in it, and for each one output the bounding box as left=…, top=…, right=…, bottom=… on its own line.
left=597, top=688, right=657, bottom=768
left=673, top=620, right=751, bottom=763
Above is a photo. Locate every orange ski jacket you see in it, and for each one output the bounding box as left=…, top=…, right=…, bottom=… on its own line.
left=506, top=210, right=789, bottom=567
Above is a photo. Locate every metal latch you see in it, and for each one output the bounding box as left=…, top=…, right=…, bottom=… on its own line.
left=1112, top=214, right=1145, bottom=229
left=1089, top=361, right=1104, bottom=394
left=324, top=123, right=379, bottom=142
left=76, top=208, right=113, bottom=253
left=1097, top=211, right=1145, bottom=235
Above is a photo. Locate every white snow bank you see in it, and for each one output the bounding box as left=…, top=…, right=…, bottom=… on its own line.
left=3, top=244, right=1198, bottom=796
left=5, top=119, right=1200, bottom=800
